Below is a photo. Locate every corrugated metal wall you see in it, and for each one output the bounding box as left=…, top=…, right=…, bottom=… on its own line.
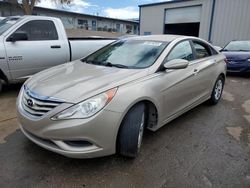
left=211, top=0, right=250, bottom=46
left=140, top=0, right=202, bottom=35
left=140, top=0, right=250, bottom=47
left=140, top=0, right=212, bottom=39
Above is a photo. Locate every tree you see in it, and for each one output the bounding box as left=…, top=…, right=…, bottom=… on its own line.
left=7, top=0, right=73, bottom=15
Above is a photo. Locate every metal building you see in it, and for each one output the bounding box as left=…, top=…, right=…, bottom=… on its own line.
left=139, top=0, right=250, bottom=46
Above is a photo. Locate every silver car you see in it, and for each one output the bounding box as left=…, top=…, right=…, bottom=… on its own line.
left=17, top=35, right=226, bottom=158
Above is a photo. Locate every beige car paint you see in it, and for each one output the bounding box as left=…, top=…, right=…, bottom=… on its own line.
left=16, top=35, right=226, bottom=158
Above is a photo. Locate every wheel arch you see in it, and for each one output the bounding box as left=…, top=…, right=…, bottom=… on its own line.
left=0, top=69, right=9, bottom=83
left=115, top=98, right=159, bottom=151
left=219, top=72, right=226, bottom=81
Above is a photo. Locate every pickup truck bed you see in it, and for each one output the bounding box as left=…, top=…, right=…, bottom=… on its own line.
left=68, top=37, right=115, bottom=61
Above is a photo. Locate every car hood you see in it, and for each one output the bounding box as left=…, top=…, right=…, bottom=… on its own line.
left=25, top=60, right=148, bottom=103
left=222, top=51, right=250, bottom=61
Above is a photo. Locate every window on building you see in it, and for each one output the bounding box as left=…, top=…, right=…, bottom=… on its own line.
left=78, top=19, right=88, bottom=30
left=14, top=20, right=58, bottom=41
left=116, top=24, right=120, bottom=32
left=144, top=32, right=151, bottom=35
left=92, top=20, right=96, bottom=31
left=167, top=40, right=194, bottom=61
left=133, top=25, right=137, bottom=34
left=103, top=25, right=108, bottom=31
left=126, top=25, right=132, bottom=34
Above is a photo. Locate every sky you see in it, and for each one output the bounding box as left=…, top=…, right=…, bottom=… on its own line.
left=36, top=0, right=168, bottom=20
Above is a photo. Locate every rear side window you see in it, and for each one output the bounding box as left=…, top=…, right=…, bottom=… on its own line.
left=193, top=41, right=212, bottom=59
left=210, top=46, right=219, bottom=55
left=167, top=40, right=194, bottom=61
left=15, top=20, right=58, bottom=41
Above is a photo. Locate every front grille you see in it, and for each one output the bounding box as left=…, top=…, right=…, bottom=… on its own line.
left=21, top=86, right=63, bottom=117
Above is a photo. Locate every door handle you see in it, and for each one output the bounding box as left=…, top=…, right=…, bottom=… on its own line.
left=193, top=69, right=199, bottom=75
left=51, top=45, right=61, bottom=49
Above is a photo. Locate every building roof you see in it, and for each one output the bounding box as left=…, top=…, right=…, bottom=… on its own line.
left=139, top=0, right=193, bottom=7
left=0, top=1, right=139, bottom=24
left=34, top=6, right=139, bottom=24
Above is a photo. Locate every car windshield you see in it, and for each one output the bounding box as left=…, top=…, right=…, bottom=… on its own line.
left=223, top=41, right=250, bottom=52
left=83, top=40, right=168, bottom=69
left=0, top=17, right=21, bottom=35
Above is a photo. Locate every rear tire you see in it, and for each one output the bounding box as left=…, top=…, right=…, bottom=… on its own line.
left=117, top=103, right=145, bottom=158
left=208, top=75, right=225, bottom=105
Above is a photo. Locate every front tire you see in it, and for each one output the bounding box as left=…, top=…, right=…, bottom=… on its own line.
left=0, top=80, right=2, bottom=93
left=117, top=103, right=145, bottom=158
left=209, top=75, right=225, bottom=105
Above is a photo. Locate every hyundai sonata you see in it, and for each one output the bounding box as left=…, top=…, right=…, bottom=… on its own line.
left=17, top=35, right=226, bottom=158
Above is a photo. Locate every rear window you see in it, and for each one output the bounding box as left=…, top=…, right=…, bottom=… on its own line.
left=210, top=46, right=219, bottom=55
left=15, top=20, right=58, bottom=41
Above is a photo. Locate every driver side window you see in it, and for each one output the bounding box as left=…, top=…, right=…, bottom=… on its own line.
left=14, top=20, right=58, bottom=41
left=167, top=40, right=194, bottom=61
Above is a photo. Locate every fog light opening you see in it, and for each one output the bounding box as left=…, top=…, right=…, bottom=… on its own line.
left=63, top=140, right=93, bottom=147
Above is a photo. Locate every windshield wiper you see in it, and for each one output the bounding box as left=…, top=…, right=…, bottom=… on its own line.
left=223, top=49, right=250, bottom=52
left=85, top=60, right=101, bottom=65
left=84, top=60, right=129, bottom=68
left=238, top=49, right=250, bottom=52
left=105, top=62, right=128, bottom=69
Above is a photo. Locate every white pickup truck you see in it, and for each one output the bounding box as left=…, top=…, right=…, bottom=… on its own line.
left=0, top=16, right=115, bottom=91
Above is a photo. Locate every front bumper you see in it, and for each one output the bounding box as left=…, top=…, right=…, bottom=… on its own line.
left=227, top=61, right=250, bottom=73
left=17, top=93, right=123, bottom=158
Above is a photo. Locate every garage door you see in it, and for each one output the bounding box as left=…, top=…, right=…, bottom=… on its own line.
left=165, top=6, right=202, bottom=24
left=164, top=6, right=202, bottom=37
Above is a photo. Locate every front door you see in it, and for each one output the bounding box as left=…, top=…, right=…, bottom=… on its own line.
left=4, top=20, right=68, bottom=80
left=160, top=40, right=200, bottom=121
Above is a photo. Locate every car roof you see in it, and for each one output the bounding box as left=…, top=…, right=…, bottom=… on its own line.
left=126, top=34, right=198, bottom=43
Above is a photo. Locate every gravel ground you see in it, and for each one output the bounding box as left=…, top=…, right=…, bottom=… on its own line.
left=0, top=76, right=250, bottom=188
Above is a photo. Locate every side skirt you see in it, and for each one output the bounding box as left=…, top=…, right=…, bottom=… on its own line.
left=148, top=94, right=210, bottom=131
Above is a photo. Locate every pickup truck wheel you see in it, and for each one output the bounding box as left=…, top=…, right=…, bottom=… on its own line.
left=117, top=103, right=145, bottom=158
left=209, top=75, right=225, bottom=105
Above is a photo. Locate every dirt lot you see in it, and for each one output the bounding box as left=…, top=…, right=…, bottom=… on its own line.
left=0, top=76, right=250, bottom=188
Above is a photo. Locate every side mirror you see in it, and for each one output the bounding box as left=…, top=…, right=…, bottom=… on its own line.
left=7, top=31, right=28, bottom=42
left=164, top=59, right=189, bottom=70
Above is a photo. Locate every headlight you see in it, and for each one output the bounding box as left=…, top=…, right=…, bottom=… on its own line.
left=51, top=88, right=117, bottom=120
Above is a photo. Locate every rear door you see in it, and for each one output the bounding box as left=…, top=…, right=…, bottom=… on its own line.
left=189, top=40, right=218, bottom=101
left=4, top=19, right=69, bottom=80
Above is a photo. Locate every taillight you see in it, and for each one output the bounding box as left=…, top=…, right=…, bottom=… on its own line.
left=224, top=58, right=229, bottom=64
